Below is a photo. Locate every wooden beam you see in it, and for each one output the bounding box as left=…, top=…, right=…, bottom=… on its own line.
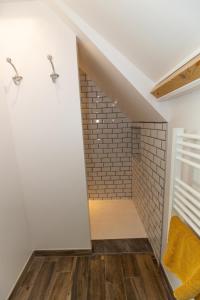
left=151, top=54, right=200, bottom=98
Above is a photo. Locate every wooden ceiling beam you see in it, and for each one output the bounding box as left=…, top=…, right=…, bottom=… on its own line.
left=151, top=54, right=200, bottom=99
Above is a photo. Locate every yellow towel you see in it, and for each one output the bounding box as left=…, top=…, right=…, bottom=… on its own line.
left=163, top=216, right=200, bottom=300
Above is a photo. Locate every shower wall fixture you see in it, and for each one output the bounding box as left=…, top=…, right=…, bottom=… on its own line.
left=6, top=57, right=23, bottom=85
left=47, top=55, right=59, bottom=83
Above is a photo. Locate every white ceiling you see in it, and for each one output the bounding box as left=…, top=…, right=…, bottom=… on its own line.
left=64, top=0, right=200, bottom=81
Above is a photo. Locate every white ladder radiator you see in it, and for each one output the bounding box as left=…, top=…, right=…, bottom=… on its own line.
left=169, top=128, right=200, bottom=236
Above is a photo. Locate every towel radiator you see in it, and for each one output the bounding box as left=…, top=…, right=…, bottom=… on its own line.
left=169, top=128, right=200, bottom=236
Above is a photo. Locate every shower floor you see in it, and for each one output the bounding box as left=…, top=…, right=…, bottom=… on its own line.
left=89, top=200, right=147, bottom=240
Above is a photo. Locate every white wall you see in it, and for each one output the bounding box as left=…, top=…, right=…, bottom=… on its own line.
left=0, top=1, right=91, bottom=251
left=0, top=83, right=32, bottom=299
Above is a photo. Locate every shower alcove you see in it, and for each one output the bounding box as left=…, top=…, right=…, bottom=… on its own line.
left=79, top=69, right=146, bottom=241
left=80, top=69, right=167, bottom=260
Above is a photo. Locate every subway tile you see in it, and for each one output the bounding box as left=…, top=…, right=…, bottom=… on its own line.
left=81, top=72, right=167, bottom=260
left=157, top=130, right=166, bottom=140
left=157, top=148, right=165, bottom=159
left=154, top=123, right=163, bottom=130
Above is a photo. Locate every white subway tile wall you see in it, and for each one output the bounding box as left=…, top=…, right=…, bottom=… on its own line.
left=79, top=70, right=168, bottom=260
left=132, top=123, right=167, bottom=260
left=80, top=70, right=133, bottom=200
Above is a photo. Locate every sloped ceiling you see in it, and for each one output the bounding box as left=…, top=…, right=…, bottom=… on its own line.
left=46, top=0, right=200, bottom=122
left=64, top=0, right=200, bottom=82
left=78, top=41, right=163, bottom=122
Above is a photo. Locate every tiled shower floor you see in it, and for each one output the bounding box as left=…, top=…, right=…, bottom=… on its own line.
left=89, top=200, right=147, bottom=240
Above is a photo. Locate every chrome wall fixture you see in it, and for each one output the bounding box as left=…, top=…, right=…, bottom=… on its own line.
left=6, top=56, right=59, bottom=84
left=6, top=57, right=23, bottom=85
left=47, top=55, right=59, bottom=83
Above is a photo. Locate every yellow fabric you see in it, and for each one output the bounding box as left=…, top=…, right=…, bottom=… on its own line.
left=163, top=216, right=200, bottom=300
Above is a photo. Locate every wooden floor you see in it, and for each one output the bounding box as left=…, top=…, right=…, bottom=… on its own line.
left=92, top=238, right=153, bottom=254
left=9, top=254, right=174, bottom=299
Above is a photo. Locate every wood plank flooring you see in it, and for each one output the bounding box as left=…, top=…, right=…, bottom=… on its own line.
left=9, top=252, right=175, bottom=300
left=92, top=238, right=153, bottom=254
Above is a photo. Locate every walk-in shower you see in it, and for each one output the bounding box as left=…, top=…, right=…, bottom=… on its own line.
left=79, top=69, right=167, bottom=260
